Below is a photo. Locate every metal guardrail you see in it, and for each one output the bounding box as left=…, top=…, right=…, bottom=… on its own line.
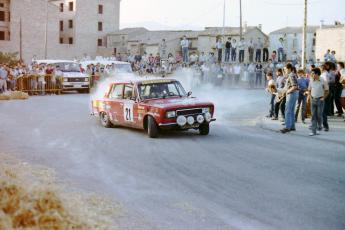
left=16, top=74, right=63, bottom=95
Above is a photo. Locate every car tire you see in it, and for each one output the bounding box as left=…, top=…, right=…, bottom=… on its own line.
left=100, top=112, right=113, bottom=128
left=199, top=123, right=209, bottom=135
left=147, top=116, right=159, bottom=138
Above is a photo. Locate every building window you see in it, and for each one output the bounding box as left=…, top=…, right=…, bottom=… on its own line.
left=59, top=21, right=63, bottom=31
left=98, top=22, right=103, bottom=31
left=0, top=11, right=4, bottom=21
left=313, top=38, right=316, bottom=46
left=60, top=3, right=64, bottom=12
left=0, top=3, right=4, bottom=8
left=69, top=37, right=73, bottom=44
left=60, top=37, right=63, bottom=44
left=0, top=31, right=5, bottom=40
left=68, top=2, right=73, bottom=11
left=98, top=4, right=103, bottom=14
left=98, top=39, right=103, bottom=46
left=68, top=20, right=73, bottom=29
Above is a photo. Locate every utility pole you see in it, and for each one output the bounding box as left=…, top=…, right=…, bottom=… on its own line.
left=222, top=0, right=226, bottom=62
left=44, top=0, right=48, bottom=59
left=19, top=17, right=22, bottom=61
left=222, top=0, right=226, bottom=39
left=302, top=0, right=307, bottom=70
left=239, top=0, right=243, bottom=39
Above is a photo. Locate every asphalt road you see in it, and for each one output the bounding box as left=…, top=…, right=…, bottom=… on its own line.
left=0, top=89, right=344, bottom=230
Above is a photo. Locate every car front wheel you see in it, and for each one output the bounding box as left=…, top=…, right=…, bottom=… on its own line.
left=147, top=116, right=159, bottom=138
left=199, top=123, right=209, bottom=135
left=100, top=112, right=112, bottom=128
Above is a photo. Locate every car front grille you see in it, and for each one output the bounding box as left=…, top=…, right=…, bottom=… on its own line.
left=176, top=108, right=203, bottom=116
left=68, top=78, right=86, bottom=82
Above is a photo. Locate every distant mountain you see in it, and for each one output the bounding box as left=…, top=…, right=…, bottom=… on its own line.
left=120, top=21, right=203, bottom=31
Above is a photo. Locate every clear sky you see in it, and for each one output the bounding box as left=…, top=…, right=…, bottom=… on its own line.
left=120, top=0, right=345, bottom=33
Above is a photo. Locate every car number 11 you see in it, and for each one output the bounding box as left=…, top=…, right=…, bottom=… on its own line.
left=123, top=103, right=134, bottom=122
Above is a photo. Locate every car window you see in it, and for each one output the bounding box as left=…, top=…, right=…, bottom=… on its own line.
left=109, top=84, right=123, bottom=99
left=138, top=81, right=186, bottom=100
left=123, top=84, right=134, bottom=100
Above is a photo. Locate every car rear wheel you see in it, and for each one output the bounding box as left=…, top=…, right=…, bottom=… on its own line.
left=199, top=123, right=209, bottom=135
left=100, top=112, right=112, bottom=128
left=147, top=116, right=159, bottom=138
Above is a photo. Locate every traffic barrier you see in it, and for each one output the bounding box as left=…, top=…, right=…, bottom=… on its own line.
left=16, top=74, right=63, bottom=95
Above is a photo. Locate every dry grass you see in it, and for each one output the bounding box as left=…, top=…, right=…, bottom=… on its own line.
left=0, top=154, right=121, bottom=230
left=0, top=91, right=29, bottom=100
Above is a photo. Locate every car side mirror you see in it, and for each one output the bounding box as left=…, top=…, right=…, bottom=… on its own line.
left=187, top=91, right=192, bottom=97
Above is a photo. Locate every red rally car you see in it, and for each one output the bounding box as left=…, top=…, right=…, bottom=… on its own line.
left=91, top=78, right=216, bottom=138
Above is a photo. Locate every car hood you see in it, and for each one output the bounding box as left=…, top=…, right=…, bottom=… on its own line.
left=62, top=72, right=87, bottom=78
left=143, top=97, right=213, bottom=109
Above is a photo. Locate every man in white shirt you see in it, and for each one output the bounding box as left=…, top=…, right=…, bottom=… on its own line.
left=216, top=38, right=223, bottom=63
left=277, top=37, right=285, bottom=62
left=189, top=52, right=199, bottom=66
left=233, top=63, right=241, bottom=85
left=180, top=36, right=189, bottom=65
left=159, top=39, right=168, bottom=60
left=199, top=52, right=207, bottom=65
left=238, top=38, right=246, bottom=63
left=248, top=63, right=256, bottom=88
left=231, top=39, right=237, bottom=62
left=248, top=38, right=254, bottom=63
left=308, top=67, right=329, bottom=136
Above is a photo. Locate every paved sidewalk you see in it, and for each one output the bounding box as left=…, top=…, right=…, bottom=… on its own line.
left=256, top=115, right=345, bottom=145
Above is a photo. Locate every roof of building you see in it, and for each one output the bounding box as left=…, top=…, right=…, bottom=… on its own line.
left=269, top=25, right=337, bottom=35
left=108, top=26, right=268, bottom=45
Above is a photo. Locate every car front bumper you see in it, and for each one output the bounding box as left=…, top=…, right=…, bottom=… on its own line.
left=158, top=118, right=216, bottom=130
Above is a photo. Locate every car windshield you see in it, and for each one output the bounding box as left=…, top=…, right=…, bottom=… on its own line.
left=138, top=81, right=186, bottom=100
left=55, top=62, right=80, bottom=72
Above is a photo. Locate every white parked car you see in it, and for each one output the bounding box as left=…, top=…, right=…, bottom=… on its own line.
left=36, top=60, right=90, bottom=93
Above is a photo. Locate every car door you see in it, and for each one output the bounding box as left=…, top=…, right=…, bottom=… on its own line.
left=121, top=83, right=139, bottom=127
left=108, top=83, right=124, bottom=124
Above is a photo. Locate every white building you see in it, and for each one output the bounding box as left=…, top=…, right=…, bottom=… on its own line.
left=107, top=26, right=268, bottom=62
left=0, top=0, right=121, bottom=63
left=315, top=26, right=345, bottom=62
left=269, top=26, right=320, bottom=62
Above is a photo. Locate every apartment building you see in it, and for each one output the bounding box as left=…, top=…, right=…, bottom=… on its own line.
left=0, top=0, right=121, bottom=63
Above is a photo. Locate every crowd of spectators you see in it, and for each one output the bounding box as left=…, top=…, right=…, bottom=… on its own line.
left=265, top=59, right=345, bottom=136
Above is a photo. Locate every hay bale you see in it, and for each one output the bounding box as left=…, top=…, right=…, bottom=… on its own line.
left=0, top=94, right=10, bottom=100
left=8, top=91, right=29, bottom=100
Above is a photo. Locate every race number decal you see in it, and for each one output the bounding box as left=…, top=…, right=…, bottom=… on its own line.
left=123, top=103, right=134, bottom=122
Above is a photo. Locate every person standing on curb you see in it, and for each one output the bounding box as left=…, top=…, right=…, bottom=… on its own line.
left=180, top=36, right=189, bottom=67
left=266, top=72, right=276, bottom=118
left=216, top=38, right=223, bottom=63
left=231, top=39, right=237, bottom=62
left=321, top=64, right=333, bottom=131
left=273, top=68, right=286, bottom=121
left=238, top=38, right=246, bottom=63
left=308, top=68, right=329, bottom=136
left=225, top=37, right=232, bottom=63
left=263, top=38, right=269, bottom=62
left=295, top=69, right=309, bottom=123
left=280, top=63, right=299, bottom=134
left=255, top=38, right=263, bottom=63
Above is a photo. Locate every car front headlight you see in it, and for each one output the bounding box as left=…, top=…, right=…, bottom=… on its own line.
left=202, top=107, right=210, bottom=113
left=63, top=78, right=68, bottom=82
left=166, top=111, right=176, bottom=119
